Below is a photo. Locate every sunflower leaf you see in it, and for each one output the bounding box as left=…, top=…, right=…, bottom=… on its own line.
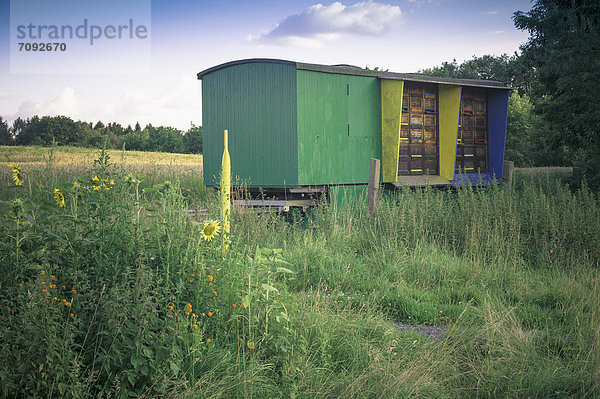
left=241, top=295, right=250, bottom=309
left=261, top=283, right=279, bottom=293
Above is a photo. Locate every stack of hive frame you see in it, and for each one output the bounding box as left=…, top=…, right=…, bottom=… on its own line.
left=456, top=88, right=488, bottom=174
left=399, top=82, right=439, bottom=176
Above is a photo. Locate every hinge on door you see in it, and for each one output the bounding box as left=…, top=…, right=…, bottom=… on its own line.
left=348, top=123, right=350, bottom=136
left=347, top=84, right=349, bottom=96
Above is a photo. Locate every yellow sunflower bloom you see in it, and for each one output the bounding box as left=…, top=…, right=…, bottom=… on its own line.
left=92, top=176, right=102, bottom=191
left=201, top=220, right=220, bottom=241
left=54, top=188, right=65, bottom=207
left=8, top=163, right=23, bottom=186
left=102, top=181, right=110, bottom=191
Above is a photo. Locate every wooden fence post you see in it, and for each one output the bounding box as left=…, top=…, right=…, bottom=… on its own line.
left=503, top=160, right=514, bottom=186
left=368, top=158, right=381, bottom=217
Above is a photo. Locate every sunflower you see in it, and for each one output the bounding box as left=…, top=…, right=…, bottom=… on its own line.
left=103, top=178, right=115, bottom=191
left=92, top=176, right=102, bottom=191
left=8, top=162, right=23, bottom=186
left=201, top=220, right=220, bottom=241
left=54, top=188, right=65, bottom=207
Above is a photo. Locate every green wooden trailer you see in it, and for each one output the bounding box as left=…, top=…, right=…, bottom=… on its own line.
left=197, top=59, right=510, bottom=205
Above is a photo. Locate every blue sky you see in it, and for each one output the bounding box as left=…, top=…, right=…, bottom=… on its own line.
left=0, top=0, right=533, bottom=130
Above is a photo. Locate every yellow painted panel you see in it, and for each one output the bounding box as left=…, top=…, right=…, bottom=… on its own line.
left=380, top=80, right=404, bottom=182
left=438, top=85, right=462, bottom=180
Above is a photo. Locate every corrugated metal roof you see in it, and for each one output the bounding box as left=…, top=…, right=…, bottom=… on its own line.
left=197, top=58, right=512, bottom=90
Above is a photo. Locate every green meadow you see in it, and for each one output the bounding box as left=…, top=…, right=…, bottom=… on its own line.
left=1, top=146, right=598, bottom=398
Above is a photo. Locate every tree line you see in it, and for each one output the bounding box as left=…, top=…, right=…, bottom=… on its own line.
left=420, top=0, right=599, bottom=187
left=420, top=55, right=553, bottom=168
left=0, top=115, right=202, bottom=154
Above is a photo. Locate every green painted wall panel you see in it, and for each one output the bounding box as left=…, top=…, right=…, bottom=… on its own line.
left=297, top=70, right=381, bottom=185
left=329, top=185, right=368, bottom=210
left=202, top=63, right=298, bottom=187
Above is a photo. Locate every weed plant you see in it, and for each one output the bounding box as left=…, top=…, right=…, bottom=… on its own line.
left=0, top=148, right=598, bottom=398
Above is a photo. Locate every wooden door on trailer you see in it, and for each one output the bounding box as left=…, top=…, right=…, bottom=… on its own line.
left=456, top=88, right=488, bottom=174
left=399, top=82, right=439, bottom=176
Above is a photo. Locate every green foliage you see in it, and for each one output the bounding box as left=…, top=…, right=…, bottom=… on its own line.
left=3, top=115, right=203, bottom=155
left=419, top=54, right=533, bottom=93
left=0, top=116, right=12, bottom=146
left=1, top=150, right=600, bottom=397
left=506, top=92, right=572, bottom=167
left=420, top=53, right=537, bottom=96
left=232, top=178, right=599, bottom=397
left=14, top=115, right=83, bottom=147
left=146, top=125, right=185, bottom=153
left=183, top=123, right=203, bottom=154
left=506, top=91, right=535, bottom=166
left=238, top=247, right=293, bottom=353
left=0, top=273, right=81, bottom=398
left=514, top=0, right=600, bottom=187
left=505, top=91, right=565, bottom=167
left=121, top=128, right=147, bottom=151
left=0, top=154, right=219, bottom=397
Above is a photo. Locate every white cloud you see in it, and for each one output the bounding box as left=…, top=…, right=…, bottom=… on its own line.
left=11, top=87, right=82, bottom=120
left=488, top=30, right=505, bottom=34
left=6, top=74, right=200, bottom=131
left=479, top=10, right=499, bottom=15
left=90, top=73, right=200, bottom=130
left=250, top=1, right=402, bottom=47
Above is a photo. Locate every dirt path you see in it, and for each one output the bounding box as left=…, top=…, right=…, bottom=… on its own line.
left=394, top=323, right=448, bottom=340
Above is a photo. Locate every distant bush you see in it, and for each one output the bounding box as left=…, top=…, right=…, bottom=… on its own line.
left=3, top=114, right=202, bottom=154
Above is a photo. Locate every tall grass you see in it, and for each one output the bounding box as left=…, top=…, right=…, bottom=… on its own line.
left=1, top=147, right=599, bottom=397
left=232, top=174, right=600, bottom=397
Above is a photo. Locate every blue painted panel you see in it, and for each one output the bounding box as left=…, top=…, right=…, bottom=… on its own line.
left=451, top=172, right=498, bottom=186
left=488, top=89, right=510, bottom=178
